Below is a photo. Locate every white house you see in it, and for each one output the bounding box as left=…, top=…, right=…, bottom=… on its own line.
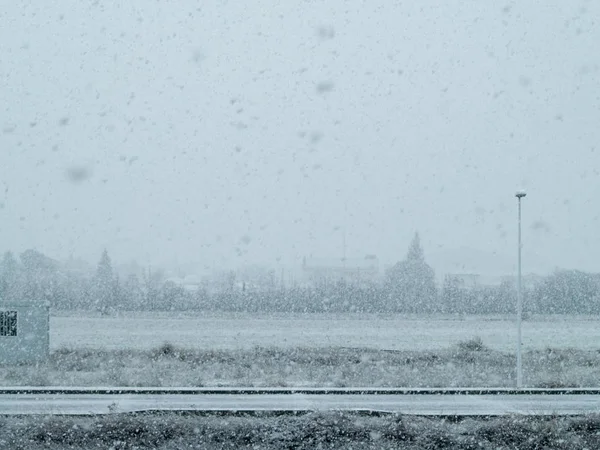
left=0, top=303, right=49, bottom=364
left=301, top=255, right=380, bottom=286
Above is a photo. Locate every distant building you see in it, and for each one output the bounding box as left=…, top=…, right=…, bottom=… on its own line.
left=234, top=266, right=278, bottom=292
left=443, top=272, right=544, bottom=290
left=301, top=255, right=380, bottom=286
left=0, top=303, right=49, bottom=364
left=166, top=274, right=204, bottom=292
left=444, top=273, right=481, bottom=289
left=429, top=247, right=552, bottom=287
left=499, top=273, right=545, bottom=290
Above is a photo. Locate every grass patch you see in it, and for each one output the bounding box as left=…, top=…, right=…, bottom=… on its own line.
left=0, top=342, right=599, bottom=388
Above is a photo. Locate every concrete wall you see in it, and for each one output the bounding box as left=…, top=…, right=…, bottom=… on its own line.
left=0, top=305, right=49, bottom=364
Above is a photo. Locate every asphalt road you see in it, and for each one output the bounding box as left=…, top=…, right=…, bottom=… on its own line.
left=1, top=393, right=599, bottom=416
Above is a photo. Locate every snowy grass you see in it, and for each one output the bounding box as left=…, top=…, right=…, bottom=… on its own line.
left=2, top=341, right=600, bottom=388
left=1, top=412, right=600, bottom=449
left=49, top=312, right=600, bottom=352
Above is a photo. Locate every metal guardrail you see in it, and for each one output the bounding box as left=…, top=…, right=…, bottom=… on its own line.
left=1, top=387, right=600, bottom=395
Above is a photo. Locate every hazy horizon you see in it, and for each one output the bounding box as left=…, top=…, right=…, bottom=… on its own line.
left=2, top=1, right=599, bottom=273
left=0, top=242, right=567, bottom=281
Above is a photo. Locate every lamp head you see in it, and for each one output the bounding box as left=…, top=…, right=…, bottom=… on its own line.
left=515, top=190, right=527, bottom=199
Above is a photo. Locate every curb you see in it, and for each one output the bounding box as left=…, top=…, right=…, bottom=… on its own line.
left=1, top=387, right=599, bottom=395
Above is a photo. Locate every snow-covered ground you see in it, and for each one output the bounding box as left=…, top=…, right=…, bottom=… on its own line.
left=4, top=344, right=600, bottom=388
left=6, top=313, right=590, bottom=389
left=50, top=312, right=600, bottom=352
left=1, top=412, right=599, bottom=449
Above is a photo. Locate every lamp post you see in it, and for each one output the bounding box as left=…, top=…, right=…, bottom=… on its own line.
left=515, top=190, right=527, bottom=388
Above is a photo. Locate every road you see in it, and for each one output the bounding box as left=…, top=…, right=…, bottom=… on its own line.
left=1, top=391, right=599, bottom=416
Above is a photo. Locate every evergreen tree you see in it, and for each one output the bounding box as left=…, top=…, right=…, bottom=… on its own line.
left=123, top=273, right=144, bottom=310
left=532, top=269, right=600, bottom=314
left=19, top=249, right=58, bottom=304
left=95, top=249, right=115, bottom=314
left=386, top=232, right=437, bottom=313
left=441, top=275, right=463, bottom=314
left=406, top=232, right=425, bottom=263
left=0, top=251, right=20, bottom=301
left=143, top=267, right=165, bottom=310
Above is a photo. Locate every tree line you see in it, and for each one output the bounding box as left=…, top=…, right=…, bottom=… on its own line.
left=1, top=238, right=600, bottom=315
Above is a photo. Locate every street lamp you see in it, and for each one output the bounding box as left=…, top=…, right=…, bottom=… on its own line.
left=515, top=190, right=526, bottom=388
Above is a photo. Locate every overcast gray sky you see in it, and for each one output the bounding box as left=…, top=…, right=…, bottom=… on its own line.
left=1, top=0, right=599, bottom=274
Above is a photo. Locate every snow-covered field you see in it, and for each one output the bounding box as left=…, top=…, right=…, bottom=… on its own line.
left=19, top=312, right=595, bottom=390
left=50, top=312, right=600, bottom=352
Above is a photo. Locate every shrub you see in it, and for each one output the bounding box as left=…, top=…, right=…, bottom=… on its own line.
left=457, top=336, right=486, bottom=352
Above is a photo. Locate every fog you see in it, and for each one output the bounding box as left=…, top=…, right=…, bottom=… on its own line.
left=1, top=0, right=599, bottom=275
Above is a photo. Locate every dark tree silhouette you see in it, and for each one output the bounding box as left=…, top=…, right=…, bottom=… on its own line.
left=95, top=249, right=115, bottom=314
left=386, top=232, right=437, bottom=313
